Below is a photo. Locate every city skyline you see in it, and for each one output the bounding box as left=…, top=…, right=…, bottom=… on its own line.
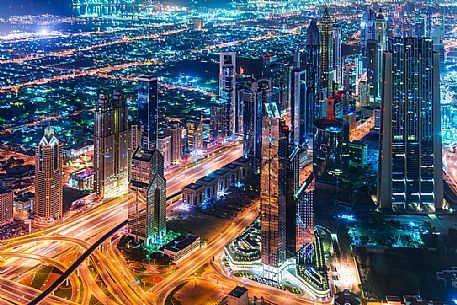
left=0, top=1, right=457, bottom=305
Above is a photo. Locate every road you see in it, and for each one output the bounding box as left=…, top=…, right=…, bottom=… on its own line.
left=0, top=144, right=242, bottom=304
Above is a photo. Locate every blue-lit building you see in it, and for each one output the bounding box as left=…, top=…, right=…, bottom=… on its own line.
left=378, top=37, right=443, bottom=212
left=137, top=75, right=159, bottom=150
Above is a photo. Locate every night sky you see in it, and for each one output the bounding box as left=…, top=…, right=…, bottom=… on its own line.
left=0, top=0, right=229, bottom=17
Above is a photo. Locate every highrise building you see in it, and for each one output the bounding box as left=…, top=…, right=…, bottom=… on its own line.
left=263, top=56, right=290, bottom=112
left=210, top=102, right=228, bottom=142
left=186, top=119, right=203, bottom=153
left=167, top=122, right=182, bottom=165
left=361, top=8, right=376, bottom=64
left=0, top=188, right=13, bottom=225
left=241, top=79, right=258, bottom=160
left=254, top=79, right=272, bottom=173
left=366, top=39, right=379, bottom=102
left=313, top=117, right=349, bottom=187
left=128, top=124, right=144, bottom=179
left=138, top=75, right=159, bottom=150
left=319, top=7, right=335, bottom=95
left=285, top=145, right=300, bottom=257
left=94, top=92, right=129, bottom=199
left=158, top=134, right=172, bottom=168
left=219, top=52, right=237, bottom=136
left=260, top=101, right=288, bottom=281
left=305, top=19, right=320, bottom=141
left=35, top=126, right=63, bottom=221
left=332, top=24, right=342, bottom=87
left=378, top=37, right=443, bottom=212
left=290, top=68, right=306, bottom=145
left=129, top=148, right=166, bottom=246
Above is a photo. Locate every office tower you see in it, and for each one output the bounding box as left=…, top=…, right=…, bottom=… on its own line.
left=254, top=79, right=271, bottom=173
left=129, top=148, right=166, bottom=246
left=210, top=102, right=228, bottom=142
left=261, top=101, right=288, bottom=281
left=374, top=8, right=386, bottom=101
left=167, top=122, right=182, bottom=165
left=361, top=8, right=376, bottom=64
left=186, top=119, right=203, bottom=153
left=241, top=80, right=258, bottom=160
left=378, top=37, right=443, bottom=212
left=319, top=7, right=334, bottom=95
left=313, top=117, right=349, bottom=187
left=129, top=124, right=144, bottom=178
left=35, top=126, right=63, bottom=221
left=112, top=91, right=129, bottom=195
left=305, top=19, right=320, bottom=141
left=263, top=56, right=290, bottom=112
left=290, top=68, right=306, bottom=145
left=0, top=188, right=13, bottom=225
left=432, top=18, right=446, bottom=73
left=366, top=39, right=379, bottom=102
left=138, top=75, right=159, bottom=150
left=236, top=75, right=257, bottom=137
left=297, top=185, right=315, bottom=246
left=332, top=24, right=342, bottom=87
left=286, top=145, right=300, bottom=257
left=94, top=92, right=129, bottom=199
left=219, top=52, right=237, bottom=136
left=158, top=134, right=172, bottom=168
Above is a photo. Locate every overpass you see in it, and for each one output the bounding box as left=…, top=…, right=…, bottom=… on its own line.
left=29, top=220, right=128, bottom=305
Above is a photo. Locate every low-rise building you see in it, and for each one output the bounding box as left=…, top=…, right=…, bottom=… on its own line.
left=159, top=234, right=200, bottom=263
left=227, top=286, right=248, bottom=305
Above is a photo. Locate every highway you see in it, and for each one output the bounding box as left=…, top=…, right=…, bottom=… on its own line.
left=0, top=144, right=243, bottom=304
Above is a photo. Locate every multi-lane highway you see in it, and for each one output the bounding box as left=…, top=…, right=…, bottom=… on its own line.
left=0, top=144, right=243, bottom=304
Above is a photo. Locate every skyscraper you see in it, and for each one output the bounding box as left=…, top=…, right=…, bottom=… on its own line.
left=129, top=148, right=166, bottom=246
left=361, top=8, right=376, bottom=65
left=219, top=52, right=237, bottom=136
left=332, top=24, right=342, bottom=87
left=241, top=79, right=258, bottom=160
left=167, top=122, right=182, bottom=165
left=290, top=67, right=306, bottom=145
left=305, top=19, right=320, bottom=142
left=254, top=79, right=272, bottom=173
left=378, top=37, right=443, bottom=212
left=313, top=117, right=349, bottom=187
left=319, top=7, right=334, bottom=95
left=138, top=75, right=159, bottom=150
left=35, top=126, right=63, bottom=221
left=94, top=92, right=129, bottom=199
left=0, top=188, right=13, bottom=225
left=261, top=101, right=288, bottom=281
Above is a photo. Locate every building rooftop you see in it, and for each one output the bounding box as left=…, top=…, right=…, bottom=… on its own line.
left=314, top=117, right=345, bottom=133
left=183, top=183, right=204, bottom=191
left=159, top=234, right=199, bottom=253
left=334, top=289, right=360, bottom=305
left=228, top=286, right=248, bottom=299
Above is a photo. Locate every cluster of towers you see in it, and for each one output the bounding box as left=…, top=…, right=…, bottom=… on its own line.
left=214, top=6, right=445, bottom=281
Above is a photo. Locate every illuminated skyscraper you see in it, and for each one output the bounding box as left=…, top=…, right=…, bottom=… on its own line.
left=378, top=37, right=443, bottom=212
left=35, top=127, right=63, bottom=221
left=361, top=8, right=376, bottom=65
left=332, top=24, right=342, bottom=87
left=129, top=124, right=144, bottom=179
left=0, top=188, right=13, bottom=225
left=94, top=92, right=129, bottom=198
left=261, top=101, right=288, bottom=281
left=138, top=75, right=159, bottom=150
left=167, top=122, right=182, bottom=165
left=305, top=19, right=320, bottom=141
left=219, top=52, right=237, bottom=136
left=290, top=68, right=306, bottom=145
left=241, top=79, right=258, bottom=160
left=319, top=7, right=334, bottom=95
left=129, top=148, right=166, bottom=246
left=313, top=117, right=349, bottom=187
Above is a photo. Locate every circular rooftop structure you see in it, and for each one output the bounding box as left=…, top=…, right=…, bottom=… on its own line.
left=314, top=117, right=345, bottom=133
